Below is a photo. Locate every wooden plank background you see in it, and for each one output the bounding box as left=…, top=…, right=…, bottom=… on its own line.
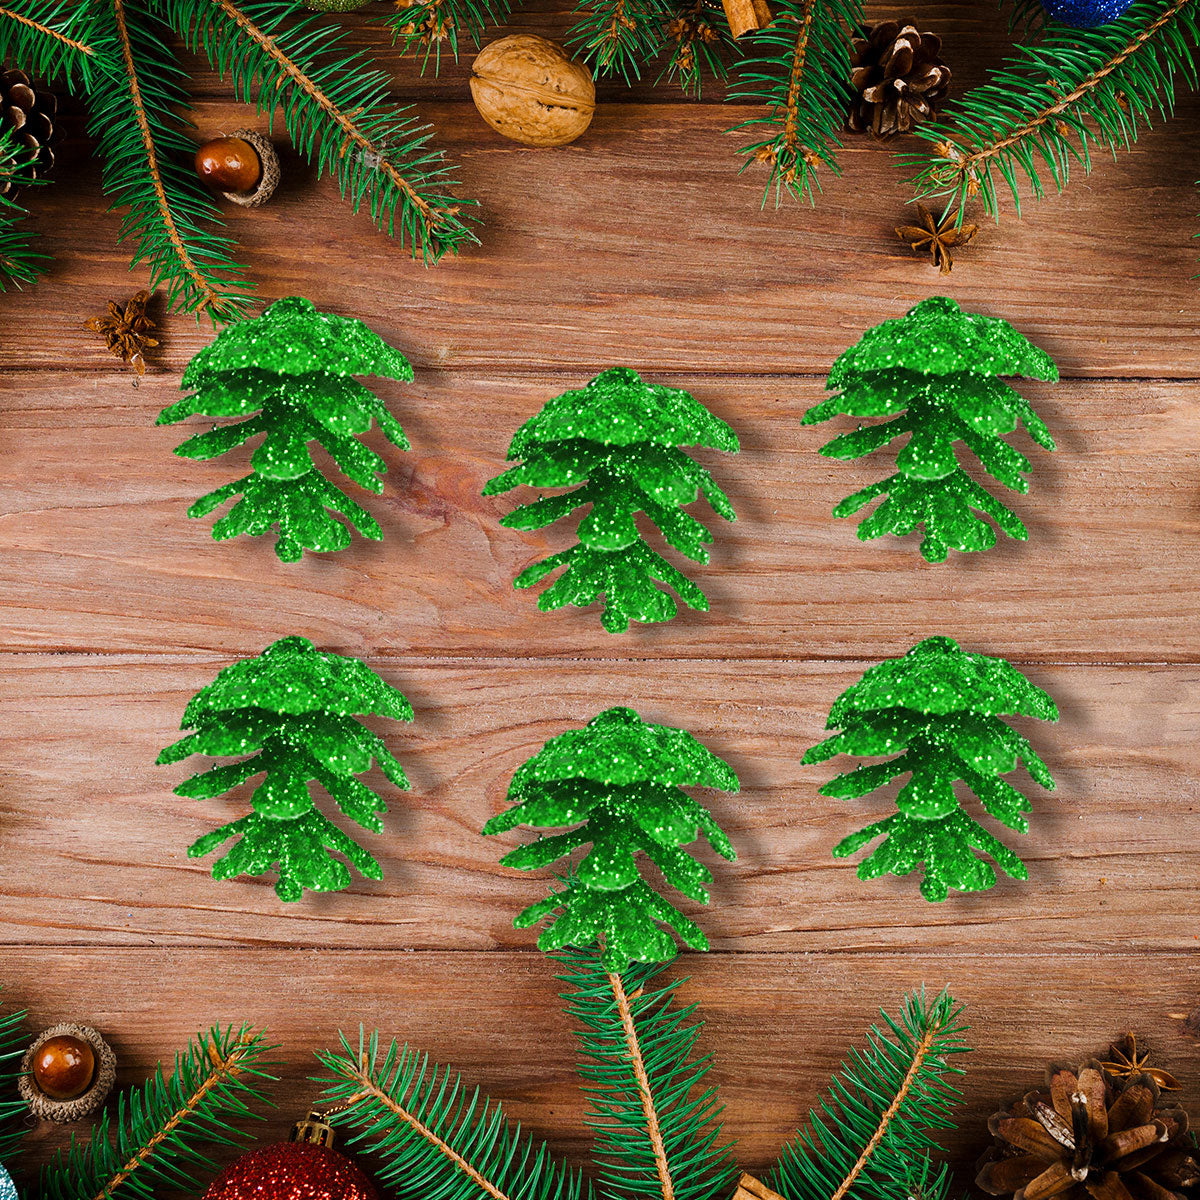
left=1, top=0, right=1199, bottom=1192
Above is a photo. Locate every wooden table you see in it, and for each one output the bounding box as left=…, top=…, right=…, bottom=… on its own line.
left=1, top=0, right=1198, bottom=1186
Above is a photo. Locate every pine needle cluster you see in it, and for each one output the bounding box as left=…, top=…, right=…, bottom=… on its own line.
left=728, top=0, right=862, bottom=205
left=0, top=0, right=473, bottom=321
left=316, top=965, right=967, bottom=1200
left=0, top=999, right=28, bottom=1166
left=0, top=128, right=42, bottom=290
left=907, top=0, right=1200, bottom=227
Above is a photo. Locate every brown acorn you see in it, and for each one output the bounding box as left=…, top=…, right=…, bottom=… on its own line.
left=194, top=128, right=279, bottom=207
left=19, top=1023, right=116, bottom=1123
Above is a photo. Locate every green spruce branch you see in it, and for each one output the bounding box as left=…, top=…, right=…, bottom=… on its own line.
left=388, top=0, right=514, bottom=70
left=907, top=0, right=1200, bottom=219
left=727, top=0, right=861, bottom=205
left=569, top=0, right=674, bottom=81
left=90, top=0, right=254, bottom=320
left=0, top=130, right=44, bottom=290
left=39, top=1025, right=274, bottom=1200
left=0, top=999, right=28, bottom=1165
left=165, top=0, right=475, bottom=260
left=559, top=947, right=734, bottom=1200
left=770, top=989, right=967, bottom=1200
left=0, top=0, right=108, bottom=85
left=660, top=0, right=733, bottom=97
left=318, top=1031, right=592, bottom=1200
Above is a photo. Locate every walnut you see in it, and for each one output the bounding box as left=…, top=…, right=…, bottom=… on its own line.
left=470, top=35, right=596, bottom=148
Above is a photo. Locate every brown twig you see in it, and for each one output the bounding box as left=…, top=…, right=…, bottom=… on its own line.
left=110, top=0, right=225, bottom=315
left=779, top=0, right=815, bottom=154
left=210, top=0, right=438, bottom=228
left=608, top=970, right=675, bottom=1200
left=336, top=1055, right=516, bottom=1200
left=0, top=4, right=96, bottom=56
left=89, top=1031, right=259, bottom=1200
left=943, top=0, right=1196, bottom=182
left=828, top=1020, right=943, bottom=1200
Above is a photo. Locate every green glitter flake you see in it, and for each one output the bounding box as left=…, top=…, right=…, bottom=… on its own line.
left=804, top=636, right=1059, bottom=903
left=158, top=636, right=414, bottom=902
left=158, top=296, right=413, bottom=562
left=484, top=368, right=739, bottom=633
left=806, top=296, right=1058, bottom=563
left=484, top=706, right=740, bottom=969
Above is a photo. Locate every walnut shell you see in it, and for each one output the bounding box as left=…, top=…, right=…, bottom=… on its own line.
left=470, top=36, right=595, bottom=148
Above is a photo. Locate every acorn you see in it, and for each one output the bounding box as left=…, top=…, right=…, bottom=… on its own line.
left=19, top=1023, right=116, bottom=1123
left=195, top=128, right=279, bottom=208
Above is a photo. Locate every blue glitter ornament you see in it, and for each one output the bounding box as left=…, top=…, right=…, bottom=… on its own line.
left=1040, top=0, right=1135, bottom=27
left=0, top=1164, right=16, bottom=1200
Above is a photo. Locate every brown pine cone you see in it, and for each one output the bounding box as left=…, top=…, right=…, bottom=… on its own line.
left=977, top=1060, right=1200, bottom=1200
left=846, top=21, right=949, bottom=139
left=1, top=66, right=57, bottom=198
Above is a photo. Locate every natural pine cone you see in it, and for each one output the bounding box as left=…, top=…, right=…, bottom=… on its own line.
left=847, top=21, right=949, bottom=139
left=977, top=1060, right=1200, bottom=1200
left=1, top=66, right=57, bottom=198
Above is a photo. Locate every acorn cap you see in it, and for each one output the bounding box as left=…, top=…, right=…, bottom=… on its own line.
left=222, top=128, right=279, bottom=208
left=19, top=1023, right=117, bottom=1123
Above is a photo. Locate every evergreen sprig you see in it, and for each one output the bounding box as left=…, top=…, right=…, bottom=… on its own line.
left=318, top=1030, right=593, bottom=1200
left=39, top=1025, right=274, bottom=1200
left=804, top=636, right=1059, bottom=902
left=165, top=0, right=475, bottom=260
left=388, top=0, right=514, bottom=70
left=568, top=0, right=674, bottom=81
left=770, top=989, right=967, bottom=1200
left=484, top=706, right=739, bottom=970
left=0, top=130, right=43, bottom=290
left=907, top=0, right=1200, bottom=219
left=558, top=946, right=734, bottom=1200
left=0, top=0, right=109, bottom=88
left=0, top=999, right=27, bottom=1165
left=660, top=0, right=733, bottom=97
left=727, top=0, right=861, bottom=205
left=89, top=0, right=254, bottom=321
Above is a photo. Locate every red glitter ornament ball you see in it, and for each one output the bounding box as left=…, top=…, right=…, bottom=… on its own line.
left=204, top=1141, right=379, bottom=1200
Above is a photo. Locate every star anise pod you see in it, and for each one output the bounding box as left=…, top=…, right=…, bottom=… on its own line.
left=84, top=289, right=158, bottom=376
left=895, top=203, right=977, bottom=274
left=1102, top=1033, right=1182, bottom=1091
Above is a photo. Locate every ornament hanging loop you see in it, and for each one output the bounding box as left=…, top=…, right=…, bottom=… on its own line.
left=291, top=1111, right=336, bottom=1149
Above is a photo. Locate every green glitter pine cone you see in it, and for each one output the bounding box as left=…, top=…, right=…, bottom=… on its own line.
left=485, top=367, right=739, bottom=633
left=804, top=636, right=1058, bottom=902
left=158, top=636, right=414, bottom=901
left=806, top=296, right=1058, bottom=562
left=484, top=706, right=740, bottom=968
left=158, top=296, right=413, bottom=562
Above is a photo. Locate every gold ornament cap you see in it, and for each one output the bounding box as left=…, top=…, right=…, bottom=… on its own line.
left=290, top=1111, right=336, bottom=1149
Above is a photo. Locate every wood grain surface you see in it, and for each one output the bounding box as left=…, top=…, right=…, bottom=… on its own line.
left=0, top=0, right=1198, bottom=1192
